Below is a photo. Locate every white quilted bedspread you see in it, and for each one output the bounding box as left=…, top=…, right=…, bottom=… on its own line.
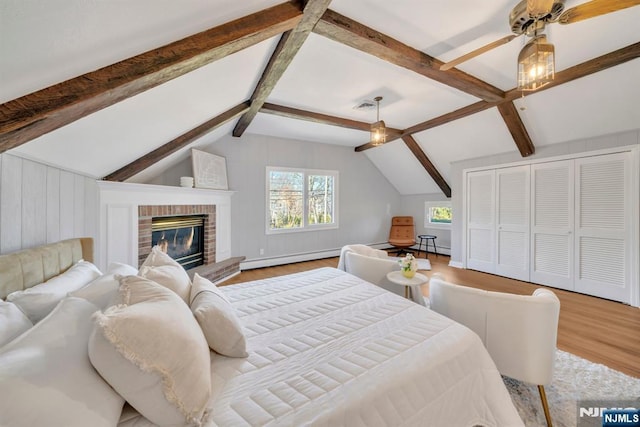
left=120, top=267, right=523, bottom=427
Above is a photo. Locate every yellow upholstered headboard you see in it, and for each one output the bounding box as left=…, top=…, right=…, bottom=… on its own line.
left=0, top=238, right=93, bottom=299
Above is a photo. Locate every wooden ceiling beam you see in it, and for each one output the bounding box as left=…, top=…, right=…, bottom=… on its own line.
left=497, top=101, right=535, bottom=157
left=503, top=40, right=640, bottom=102
left=233, top=0, right=333, bottom=137
left=261, top=102, right=402, bottom=134
left=402, top=135, right=451, bottom=197
left=104, top=102, right=250, bottom=182
left=313, top=9, right=505, bottom=103
left=357, top=41, right=640, bottom=153
left=0, top=2, right=303, bottom=153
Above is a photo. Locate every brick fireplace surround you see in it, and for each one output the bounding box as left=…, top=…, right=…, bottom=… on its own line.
left=137, top=204, right=243, bottom=283
left=138, top=204, right=216, bottom=267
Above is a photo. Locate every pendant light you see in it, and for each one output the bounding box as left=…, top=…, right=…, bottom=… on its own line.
left=370, top=96, right=386, bottom=146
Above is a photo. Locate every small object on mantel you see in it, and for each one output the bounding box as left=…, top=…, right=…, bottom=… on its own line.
left=180, top=176, right=194, bottom=188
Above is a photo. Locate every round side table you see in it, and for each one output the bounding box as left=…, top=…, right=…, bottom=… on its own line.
left=386, top=271, right=429, bottom=302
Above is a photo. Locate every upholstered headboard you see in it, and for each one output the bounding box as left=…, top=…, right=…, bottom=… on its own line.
left=0, top=238, right=93, bottom=299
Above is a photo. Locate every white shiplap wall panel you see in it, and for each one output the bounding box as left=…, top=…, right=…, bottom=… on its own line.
left=46, top=167, right=61, bottom=243
left=0, top=154, right=97, bottom=254
left=0, top=155, right=23, bottom=253
left=21, top=160, right=48, bottom=248
left=73, top=174, right=86, bottom=237
left=59, top=171, right=76, bottom=240
left=84, top=177, right=98, bottom=243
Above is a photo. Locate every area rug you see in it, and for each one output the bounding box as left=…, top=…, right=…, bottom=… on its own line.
left=505, top=350, right=640, bottom=426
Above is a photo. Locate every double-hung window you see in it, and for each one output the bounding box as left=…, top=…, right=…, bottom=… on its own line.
left=267, top=167, right=338, bottom=233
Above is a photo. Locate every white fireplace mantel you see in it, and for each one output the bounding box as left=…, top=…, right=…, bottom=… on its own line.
left=96, top=181, right=234, bottom=271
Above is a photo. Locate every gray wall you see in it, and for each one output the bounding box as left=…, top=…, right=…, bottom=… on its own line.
left=400, top=193, right=451, bottom=255
left=150, top=133, right=403, bottom=261
left=449, top=129, right=640, bottom=265
left=0, top=153, right=98, bottom=254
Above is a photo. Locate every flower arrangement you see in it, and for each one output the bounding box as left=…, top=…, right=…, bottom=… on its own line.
left=398, top=253, right=418, bottom=278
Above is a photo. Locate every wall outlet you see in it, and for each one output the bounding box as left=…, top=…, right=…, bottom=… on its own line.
left=259, top=248, right=264, bottom=255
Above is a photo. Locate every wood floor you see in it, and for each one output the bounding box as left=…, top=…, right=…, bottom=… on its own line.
left=222, top=254, right=640, bottom=378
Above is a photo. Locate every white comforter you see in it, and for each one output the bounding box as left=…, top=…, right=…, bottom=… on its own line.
left=120, top=267, right=523, bottom=427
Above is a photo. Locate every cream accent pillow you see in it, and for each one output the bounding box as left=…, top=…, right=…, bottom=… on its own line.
left=0, top=300, right=32, bottom=347
left=6, top=260, right=102, bottom=323
left=89, top=275, right=211, bottom=427
left=0, top=297, right=124, bottom=427
left=190, top=273, right=248, bottom=358
left=139, top=246, right=191, bottom=302
left=70, top=262, right=138, bottom=309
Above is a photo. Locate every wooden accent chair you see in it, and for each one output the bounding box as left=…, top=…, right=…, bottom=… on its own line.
left=388, top=216, right=416, bottom=255
left=429, top=276, right=560, bottom=427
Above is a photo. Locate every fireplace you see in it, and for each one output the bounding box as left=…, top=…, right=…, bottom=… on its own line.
left=138, top=204, right=216, bottom=269
left=152, top=215, right=205, bottom=270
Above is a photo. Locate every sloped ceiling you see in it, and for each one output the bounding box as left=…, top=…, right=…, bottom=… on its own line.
left=1, top=0, right=639, bottom=196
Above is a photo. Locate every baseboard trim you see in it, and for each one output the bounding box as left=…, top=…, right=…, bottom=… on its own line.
left=448, top=260, right=464, bottom=269
left=241, top=242, right=390, bottom=270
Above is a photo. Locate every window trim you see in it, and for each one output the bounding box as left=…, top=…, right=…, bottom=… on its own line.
left=424, top=201, right=452, bottom=229
left=266, top=166, right=339, bottom=234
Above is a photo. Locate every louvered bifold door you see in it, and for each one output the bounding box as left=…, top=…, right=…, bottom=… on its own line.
left=574, top=152, right=631, bottom=303
left=530, top=160, right=574, bottom=290
left=496, top=166, right=530, bottom=281
left=466, top=170, right=495, bottom=273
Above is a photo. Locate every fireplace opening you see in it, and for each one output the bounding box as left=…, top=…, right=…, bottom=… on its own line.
left=151, top=215, right=205, bottom=270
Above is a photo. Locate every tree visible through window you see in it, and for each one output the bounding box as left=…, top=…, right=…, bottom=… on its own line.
left=425, top=201, right=452, bottom=228
left=267, top=168, right=338, bottom=233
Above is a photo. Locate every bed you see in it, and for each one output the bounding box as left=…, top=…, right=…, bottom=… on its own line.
left=0, top=239, right=524, bottom=427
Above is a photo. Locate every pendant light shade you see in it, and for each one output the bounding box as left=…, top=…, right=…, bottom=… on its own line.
left=517, top=34, right=555, bottom=91
left=371, top=96, right=386, bottom=146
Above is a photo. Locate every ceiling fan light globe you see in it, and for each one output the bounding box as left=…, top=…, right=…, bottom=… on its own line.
left=517, top=35, right=555, bottom=91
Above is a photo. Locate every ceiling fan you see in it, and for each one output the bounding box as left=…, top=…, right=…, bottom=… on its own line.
left=440, top=0, right=640, bottom=88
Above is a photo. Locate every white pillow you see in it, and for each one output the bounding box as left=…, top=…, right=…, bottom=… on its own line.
left=0, top=300, right=32, bottom=347
left=0, top=297, right=124, bottom=427
left=70, top=262, right=138, bottom=309
left=190, top=273, right=248, bottom=358
left=89, top=275, right=211, bottom=427
left=139, top=246, right=191, bottom=302
left=6, top=260, right=102, bottom=323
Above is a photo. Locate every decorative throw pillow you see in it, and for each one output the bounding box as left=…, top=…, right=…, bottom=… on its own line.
left=70, top=262, right=138, bottom=309
left=6, top=260, right=102, bottom=323
left=89, top=275, right=211, bottom=427
left=0, top=297, right=124, bottom=427
left=0, top=300, right=32, bottom=347
left=139, top=246, right=191, bottom=302
left=190, top=273, right=248, bottom=358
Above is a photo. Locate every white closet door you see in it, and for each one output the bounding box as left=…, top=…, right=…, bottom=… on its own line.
left=496, top=166, right=530, bottom=281
left=530, top=160, right=574, bottom=290
left=574, top=152, right=631, bottom=303
left=466, top=170, right=495, bottom=273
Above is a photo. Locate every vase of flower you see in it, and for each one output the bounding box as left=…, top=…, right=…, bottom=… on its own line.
left=398, top=253, right=418, bottom=278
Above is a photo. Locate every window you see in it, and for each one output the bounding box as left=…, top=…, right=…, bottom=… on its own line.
left=267, top=167, right=338, bottom=233
left=425, top=201, right=452, bottom=228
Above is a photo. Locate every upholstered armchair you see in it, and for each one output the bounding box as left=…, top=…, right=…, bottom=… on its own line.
left=429, top=277, right=560, bottom=427
left=337, top=245, right=426, bottom=306
left=388, top=216, right=416, bottom=255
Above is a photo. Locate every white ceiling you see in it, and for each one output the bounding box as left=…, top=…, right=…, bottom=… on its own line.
left=2, top=0, right=639, bottom=194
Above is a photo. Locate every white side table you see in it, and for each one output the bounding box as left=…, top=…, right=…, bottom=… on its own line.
left=386, top=271, right=429, bottom=302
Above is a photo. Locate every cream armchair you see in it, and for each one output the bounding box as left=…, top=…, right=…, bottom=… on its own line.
left=429, top=277, right=560, bottom=427
left=337, top=245, right=426, bottom=306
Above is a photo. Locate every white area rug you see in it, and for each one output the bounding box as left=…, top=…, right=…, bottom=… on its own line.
left=505, top=350, right=640, bottom=426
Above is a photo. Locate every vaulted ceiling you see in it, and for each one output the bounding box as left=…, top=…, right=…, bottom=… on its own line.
left=1, top=0, right=639, bottom=196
